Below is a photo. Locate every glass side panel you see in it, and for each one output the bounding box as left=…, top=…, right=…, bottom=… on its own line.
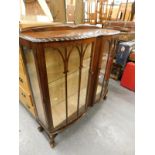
left=45, top=43, right=92, bottom=127
left=95, top=41, right=109, bottom=101
left=23, top=47, right=47, bottom=127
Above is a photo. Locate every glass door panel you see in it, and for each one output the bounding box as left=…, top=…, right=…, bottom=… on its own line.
left=45, top=47, right=66, bottom=127
left=48, top=76, right=66, bottom=127
left=67, top=47, right=79, bottom=118
left=79, top=43, right=92, bottom=114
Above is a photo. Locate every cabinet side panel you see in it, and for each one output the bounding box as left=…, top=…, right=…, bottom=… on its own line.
left=95, top=38, right=118, bottom=101
left=95, top=40, right=109, bottom=101
left=23, top=47, right=47, bottom=127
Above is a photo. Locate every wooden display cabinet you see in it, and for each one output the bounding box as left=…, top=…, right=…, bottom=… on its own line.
left=19, top=24, right=119, bottom=148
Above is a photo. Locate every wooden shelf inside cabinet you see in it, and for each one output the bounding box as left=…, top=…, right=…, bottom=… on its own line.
left=19, top=49, right=36, bottom=117
left=19, top=24, right=120, bottom=148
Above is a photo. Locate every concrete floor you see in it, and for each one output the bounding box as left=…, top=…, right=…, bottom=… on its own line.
left=19, top=80, right=135, bottom=155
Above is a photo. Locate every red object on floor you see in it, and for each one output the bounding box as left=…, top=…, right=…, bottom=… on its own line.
left=121, top=62, right=135, bottom=91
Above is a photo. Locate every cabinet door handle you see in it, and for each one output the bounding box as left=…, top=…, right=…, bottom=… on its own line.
left=90, top=71, right=94, bottom=75
left=21, top=92, right=26, bottom=98
left=26, top=104, right=30, bottom=109
left=19, top=77, right=23, bottom=83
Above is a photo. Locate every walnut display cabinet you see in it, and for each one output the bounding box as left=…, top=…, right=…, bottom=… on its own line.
left=19, top=24, right=119, bottom=148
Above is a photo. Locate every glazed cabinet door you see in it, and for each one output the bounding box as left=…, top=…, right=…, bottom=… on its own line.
left=45, top=41, right=95, bottom=128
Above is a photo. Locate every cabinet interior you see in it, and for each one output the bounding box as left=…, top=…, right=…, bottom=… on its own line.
left=45, top=43, right=101, bottom=127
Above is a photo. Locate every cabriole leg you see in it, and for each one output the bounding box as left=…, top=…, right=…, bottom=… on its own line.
left=103, top=89, right=108, bottom=100
left=49, top=134, right=57, bottom=148
left=38, top=126, right=44, bottom=132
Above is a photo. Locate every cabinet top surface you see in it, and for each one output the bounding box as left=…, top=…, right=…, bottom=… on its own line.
left=20, top=28, right=120, bottom=43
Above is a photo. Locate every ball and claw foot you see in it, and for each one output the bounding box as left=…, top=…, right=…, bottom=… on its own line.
left=49, top=134, right=57, bottom=148
left=38, top=126, right=44, bottom=132
left=50, top=140, right=56, bottom=148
